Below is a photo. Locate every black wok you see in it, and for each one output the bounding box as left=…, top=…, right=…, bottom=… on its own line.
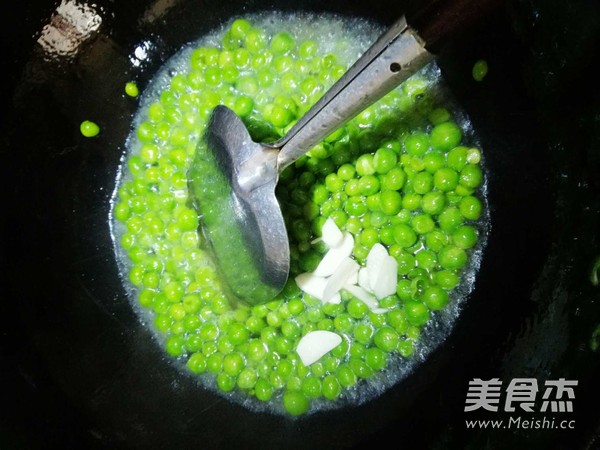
left=2, top=0, right=600, bottom=449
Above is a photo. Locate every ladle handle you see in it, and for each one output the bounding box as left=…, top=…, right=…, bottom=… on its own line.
left=276, top=0, right=502, bottom=170
left=276, top=16, right=432, bottom=170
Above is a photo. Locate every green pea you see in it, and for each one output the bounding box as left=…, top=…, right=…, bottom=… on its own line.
left=345, top=196, right=367, bottom=216
left=395, top=251, right=416, bottom=275
left=80, top=120, right=100, bottom=137
left=169, top=303, right=186, bottom=321
left=472, top=59, right=489, bottom=81
left=358, top=174, right=381, bottom=197
left=467, top=148, right=482, bottom=164
left=237, top=367, right=258, bottom=390
left=460, top=165, right=483, bottom=188
left=347, top=298, right=369, bottom=319
left=422, top=191, right=446, bottom=215
left=333, top=314, right=354, bottom=332
left=396, top=279, right=412, bottom=300
left=423, top=151, right=445, bottom=173
left=185, top=333, right=203, bottom=353
left=434, top=270, right=460, bottom=290
left=356, top=154, right=375, bottom=176
left=423, top=285, right=449, bottom=310
left=271, top=32, right=295, bottom=54
left=438, top=207, right=464, bottom=232
left=270, top=105, right=294, bottom=128
left=373, top=147, right=398, bottom=174
left=365, top=347, right=387, bottom=371
left=230, top=18, right=252, bottom=39
left=349, top=357, right=373, bottom=379
left=415, top=249, right=437, bottom=270
left=438, top=245, right=468, bottom=270
left=404, top=132, right=429, bottom=156
left=378, top=226, right=394, bottom=245
left=165, top=335, right=185, bottom=357
left=430, top=122, right=462, bottom=152
left=223, top=352, right=245, bottom=376
left=393, top=224, right=417, bottom=248
left=254, top=377, right=274, bottom=401
left=187, top=352, right=208, bottom=374
left=404, top=300, right=430, bottom=326
left=301, top=375, right=322, bottom=398
left=342, top=178, right=359, bottom=197
left=321, top=375, right=341, bottom=400
left=459, top=196, right=483, bottom=221
left=287, top=299, right=305, bottom=316
left=446, top=146, right=467, bottom=171
left=217, top=373, right=235, bottom=392
left=373, top=326, right=400, bottom=352
left=381, top=167, right=406, bottom=191
left=164, top=281, right=184, bottom=303
left=413, top=172, right=434, bottom=194
left=154, top=313, right=172, bottom=332
left=402, top=194, right=421, bottom=211
left=366, top=193, right=382, bottom=212
left=428, top=107, right=451, bottom=125
left=434, top=168, right=459, bottom=192
left=387, top=309, right=408, bottom=334
left=379, top=190, right=402, bottom=216
left=283, top=390, right=310, bottom=416
left=323, top=173, right=343, bottom=193
left=398, top=339, right=415, bottom=358
left=336, top=363, right=357, bottom=387
left=125, top=82, right=139, bottom=97
left=412, top=214, right=435, bottom=235
left=227, top=322, right=249, bottom=345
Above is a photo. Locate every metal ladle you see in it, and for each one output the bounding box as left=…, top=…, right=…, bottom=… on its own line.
left=188, top=1, right=497, bottom=305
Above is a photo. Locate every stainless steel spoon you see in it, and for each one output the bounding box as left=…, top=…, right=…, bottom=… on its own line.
left=188, top=0, right=499, bottom=305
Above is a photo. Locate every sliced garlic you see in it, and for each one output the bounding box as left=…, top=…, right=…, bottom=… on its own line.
left=321, top=218, right=344, bottom=248
left=313, top=232, right=354, bottom=277
left=358, top=267, right=372, bottom=293
left=365, top=244, right=398, bottom=299
left=323, top=257, right=359, bottom=302
left=296, top=330, right=343, bottom=366
left=295, top=272, right=327, bottom=301
left=371, top=255, right=398, bottom=299
left=343, top=284, right=379, bottom=310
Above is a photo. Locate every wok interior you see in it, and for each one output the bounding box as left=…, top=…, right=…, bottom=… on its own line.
left=3, top=0, right=599, bottom=448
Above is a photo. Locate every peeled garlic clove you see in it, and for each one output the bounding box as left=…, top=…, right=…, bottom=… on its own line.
left=295, top=272, right=327, bottom=301
left=321, top=218, right=344, bottom=248
left=296, top=330, right=343, bottom=366
left=326, top=292, right=342, bottom=304
left=323, top=257, right=359, bottom=301
left=313, top=232, right=354, bottom=277
left=366, top=243, right=388, bottom=283
left=343, top=284, right=380, bottom=310
left=371, top=255, right=398, bottom=299
left=358, top=267, right=372, bottom=293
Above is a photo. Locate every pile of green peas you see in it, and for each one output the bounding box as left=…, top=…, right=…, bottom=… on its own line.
left=113, top=15, right=486, bottom=416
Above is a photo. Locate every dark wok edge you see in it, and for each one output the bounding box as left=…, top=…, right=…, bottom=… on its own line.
left=1, top=0, right=599, bottom=449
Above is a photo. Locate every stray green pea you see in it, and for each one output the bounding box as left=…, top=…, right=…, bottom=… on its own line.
left=80, top=120, right=100, bottom=138
left=125, top=82, right=139, bottom=97
left=472, top=59, right=489, bottom=82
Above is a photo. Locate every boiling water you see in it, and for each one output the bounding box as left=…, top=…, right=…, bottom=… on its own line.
left=110, top=11, right=490, bottom=415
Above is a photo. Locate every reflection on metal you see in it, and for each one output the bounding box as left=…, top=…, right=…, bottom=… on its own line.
left=129, top=40, right=154, bottom=67
left=37, top=0, right=102, bottom=57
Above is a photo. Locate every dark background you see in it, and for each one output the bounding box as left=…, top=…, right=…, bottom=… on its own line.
left=1, top=0, right=599, bottom=449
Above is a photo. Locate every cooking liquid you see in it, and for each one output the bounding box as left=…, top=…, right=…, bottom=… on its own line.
left=110, top=12, right=490, bottom=415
